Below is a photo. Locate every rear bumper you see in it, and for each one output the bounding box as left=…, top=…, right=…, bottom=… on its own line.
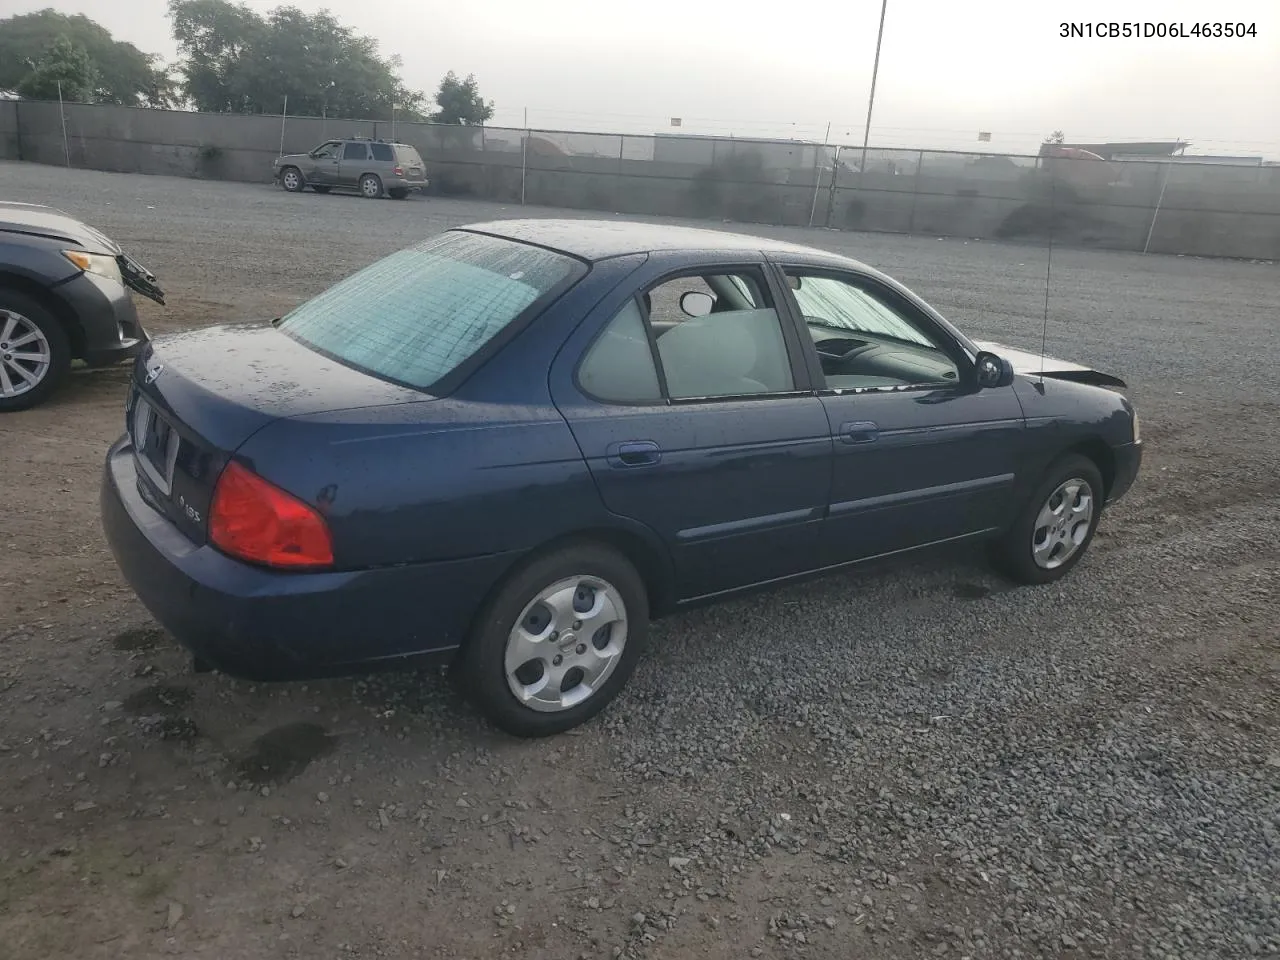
left=1107, top=440, right=1142, bottom=504
left=54, top=272, right=148, bottom=366
left=101, top=438, right=516, bottom=681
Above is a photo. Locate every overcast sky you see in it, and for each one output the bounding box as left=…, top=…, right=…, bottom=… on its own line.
left=2, top=0, right=1277, bottom=155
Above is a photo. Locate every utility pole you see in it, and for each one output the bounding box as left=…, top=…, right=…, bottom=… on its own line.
left=858, top=0, right=889, bottom=177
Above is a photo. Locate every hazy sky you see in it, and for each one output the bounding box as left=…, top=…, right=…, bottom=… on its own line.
left=2, top=0, right=1277, bottom=155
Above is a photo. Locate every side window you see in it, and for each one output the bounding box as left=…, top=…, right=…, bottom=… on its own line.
left=579, top=299, right=662, bottom=404
left=313, top=142, right=340, bottom=159
left=647, top=271, right=794, bottom=399
left=370, top=142, right=394, bottom=161
left=342, top=142, right=369, bottom=161
left=786, top=272, right=959, bottom=391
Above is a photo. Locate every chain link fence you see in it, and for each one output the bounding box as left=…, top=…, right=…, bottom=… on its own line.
left=2, top=100, right=1277, bottom=259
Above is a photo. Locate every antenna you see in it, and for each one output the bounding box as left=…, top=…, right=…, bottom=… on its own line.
left=1038, top=160, right=1056, bottom=385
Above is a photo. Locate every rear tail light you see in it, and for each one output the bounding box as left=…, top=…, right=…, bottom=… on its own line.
left=209, top=461, right=334, bottom=570
left=393, top=165, right=404, bottom=176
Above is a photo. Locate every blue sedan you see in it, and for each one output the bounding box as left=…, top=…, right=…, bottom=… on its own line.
left=101, top=220, right=1141, bottom=736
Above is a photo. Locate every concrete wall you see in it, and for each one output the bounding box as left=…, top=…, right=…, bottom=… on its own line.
left=5, top=100, right=1279, bottom=260
left=0, top=100, right=18, bottom=161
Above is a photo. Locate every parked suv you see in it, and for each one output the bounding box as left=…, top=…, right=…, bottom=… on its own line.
left=273, top=138, right=429, bottom=200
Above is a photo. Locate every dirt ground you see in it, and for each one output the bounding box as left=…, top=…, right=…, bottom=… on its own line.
left=1, top=163, right=1278, bottom=960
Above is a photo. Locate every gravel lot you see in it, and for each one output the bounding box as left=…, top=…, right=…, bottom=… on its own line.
left=1, top=161, right=1278, bottom=960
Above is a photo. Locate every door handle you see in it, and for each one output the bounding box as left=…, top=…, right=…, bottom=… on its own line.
left=607, top=440, right=662, bottom=468
left=839, top=420, right=879, bottom=444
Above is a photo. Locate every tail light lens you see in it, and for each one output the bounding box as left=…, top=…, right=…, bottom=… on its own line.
left=209, top=461, right=334, bottom=570
left=393, top=165, right=404, bottom=176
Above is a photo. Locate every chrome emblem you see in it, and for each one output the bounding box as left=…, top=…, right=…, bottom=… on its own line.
left=143, top=362, right=164, bottom=385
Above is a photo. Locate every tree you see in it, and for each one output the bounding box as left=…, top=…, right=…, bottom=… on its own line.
left=432, top=71, right=493, bottom=125
left=168, top=0, right=424, bottom=118
left=1047, top=130, right=1066, bottom=144
left=0, top=10, right=171, bottom=105
left=15, top=35, right=97, bottom=102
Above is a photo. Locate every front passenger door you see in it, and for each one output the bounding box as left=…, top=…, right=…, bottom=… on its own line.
left=306, top=141, right=341, bottom=185
left=778, top=267, right=1026, bottom=563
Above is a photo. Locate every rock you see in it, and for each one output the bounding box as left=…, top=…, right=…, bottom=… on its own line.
left=668, top=856, right=690, bottom=869
left=632, top=912, right=646, bottom=926
left=824, top=917, right=837, bottom=929
left=166, top=902, right=184, bottom=928
left=316, top=792, right=329, bottom=803
left=291, top=906, right=305, bottom=918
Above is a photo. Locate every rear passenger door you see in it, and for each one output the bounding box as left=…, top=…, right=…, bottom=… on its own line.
left=550, top=260, right=833, bottom=601
left=338, top=141, right=369, bottom=186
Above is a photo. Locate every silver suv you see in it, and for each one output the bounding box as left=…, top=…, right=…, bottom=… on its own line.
left=273, top=138, right=429, bottom=199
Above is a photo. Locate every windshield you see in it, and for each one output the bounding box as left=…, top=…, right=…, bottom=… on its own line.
left=793, top=276, right=933, bottom=347
left=278, top=231, right=579, bottom=390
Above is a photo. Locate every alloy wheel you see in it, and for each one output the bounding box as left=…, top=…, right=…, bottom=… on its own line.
left=1032, top=477, right=1094, bottom=569
left=504, top=576, right=628, bottom=712
left=0, top=310, right=52, bottom=399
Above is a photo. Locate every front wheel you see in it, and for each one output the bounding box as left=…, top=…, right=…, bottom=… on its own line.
left=459, top=544, right=649, bottom=737
left=992, top=454, right=1104, bottom=585
left=359, top=174, right=383, bottom=199
left=279, top=166, right=304, bottom=193
left=0, top=291, right=71, bottom=412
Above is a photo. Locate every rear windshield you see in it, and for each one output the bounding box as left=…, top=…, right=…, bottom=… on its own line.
left=278, top=232, right=580, bottom=391
left=393, top=144, right=423, bottom=164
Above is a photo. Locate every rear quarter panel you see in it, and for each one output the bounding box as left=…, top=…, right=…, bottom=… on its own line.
left=233, top=253, right=656, bottom=572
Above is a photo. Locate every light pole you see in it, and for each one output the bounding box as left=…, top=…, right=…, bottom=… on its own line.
left=858, top=0, right=888, bottom=177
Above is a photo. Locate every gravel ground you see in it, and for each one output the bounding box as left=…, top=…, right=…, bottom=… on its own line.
left=1, top=162, right=1278, bottom=960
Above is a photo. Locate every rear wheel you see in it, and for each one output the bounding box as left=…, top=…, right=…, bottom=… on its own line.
left=459, top=543, right=648, bottom=737
left=0, top=291, right=71, bottom=412
left=992, top=454, right=1103, bottom=585
left=279, top=166, right=304, bottom=193
left=359, top=174, right=383, bottom=199
left=312, top=185, right=331, bottom=194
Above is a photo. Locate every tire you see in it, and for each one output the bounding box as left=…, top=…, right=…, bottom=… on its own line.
left=459, top=543, right=649, bottom=737
left=0, top=290, right=72, bottom=412
left=388, top=188, right=408, bottom=200
left=359, top=174, right=383, bottom=199
left=312, top=185, right=331, bottom=194
left=992, top=453, right=1104, bottom=585
left=279, top=166, right=305, bottom=193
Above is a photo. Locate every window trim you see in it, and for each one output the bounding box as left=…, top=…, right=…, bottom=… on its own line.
left=573, top=263, right=816, bottom=408
left=574, top=294, right=669, bottom=407
left=770, top=263, right=979, bottom=396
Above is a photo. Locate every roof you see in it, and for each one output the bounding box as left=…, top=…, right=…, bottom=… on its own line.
left=459, top=218, right=843, bottom=263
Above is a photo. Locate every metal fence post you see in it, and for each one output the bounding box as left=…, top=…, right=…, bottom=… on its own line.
left=907, top=149, right=924, bottom=233
left=823, top=145, right=842, bottom=228
left=520, top=107, right=528, bottom=206
left=1143, top=161, right=1171, bottom=255
left=278, top=95, right=287, bottom=157
left=58, top=81, right=70, bottom=167
left=807, top=122, right=831, bottom=228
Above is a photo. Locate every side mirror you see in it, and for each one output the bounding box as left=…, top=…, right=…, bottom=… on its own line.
left=679, top=291, right=715, bottom=318
left=975, top=351, right=1015, bottom=388
left=787, top=275, right=802, bottom=290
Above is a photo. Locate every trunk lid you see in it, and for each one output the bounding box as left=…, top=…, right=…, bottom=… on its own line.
left=127, top=323, right=427, bottom=544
